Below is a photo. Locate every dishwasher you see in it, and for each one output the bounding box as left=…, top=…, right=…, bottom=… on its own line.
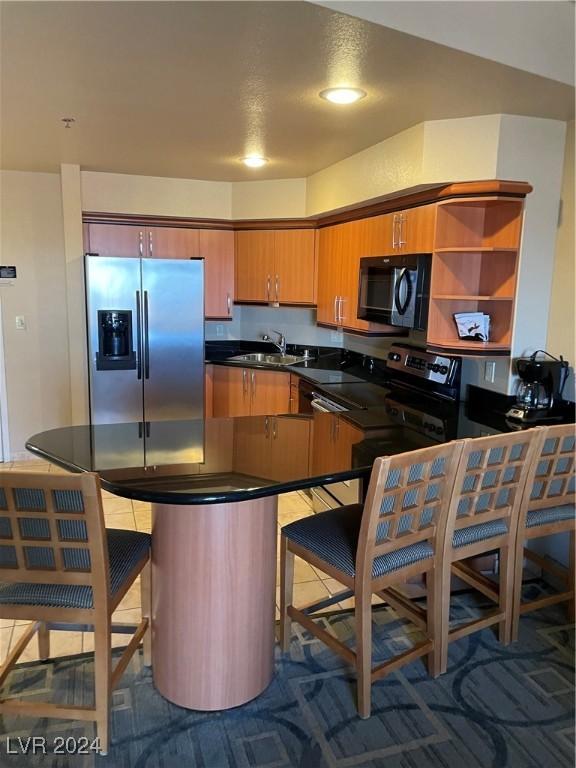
left=298, top=379, right=362, bottom=511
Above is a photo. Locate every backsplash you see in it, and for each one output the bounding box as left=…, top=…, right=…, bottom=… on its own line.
left=205, top=306, right=541, bottom=401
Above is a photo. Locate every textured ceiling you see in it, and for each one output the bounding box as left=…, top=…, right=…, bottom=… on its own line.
left=1, top=1, right=573, bottom=180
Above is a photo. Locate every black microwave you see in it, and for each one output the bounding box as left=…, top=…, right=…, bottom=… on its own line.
left=357, top=253, right=431, bottom=330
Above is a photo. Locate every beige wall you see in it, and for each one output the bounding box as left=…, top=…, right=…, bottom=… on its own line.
left=306, top=123, right=424, bottom=215
left=547, top=119, right=575, bottom=400
left=81, top=171, right=233, bottom=219
left=0, top=171, right=71, bottom=457
left=231, top=178, right=307, bottom=219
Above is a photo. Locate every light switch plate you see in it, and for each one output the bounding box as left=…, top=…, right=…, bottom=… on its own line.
left=15, top=315, right=26, bottom=330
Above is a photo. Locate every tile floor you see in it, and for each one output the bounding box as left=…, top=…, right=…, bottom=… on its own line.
left=0, top=457, right=351, bottom=666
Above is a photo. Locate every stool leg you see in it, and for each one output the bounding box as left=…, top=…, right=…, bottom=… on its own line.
left=94, top=620, right=111, bottom=755
left=426, top=567, right=440, bottom=677
left=438, top=561, right=452, bottom=674
left=498, top=545, right=514, bottom=645
left=141, top=561, right=152, bottom=667
left=355, top=586, right=372, bottom=719
left=568, top=530, right=575, bottom=623
left=38, top=622, right=50, bottom=661
left=279, top=535, right=294, bottom=652
left=511, top=537, right=525, bottom=643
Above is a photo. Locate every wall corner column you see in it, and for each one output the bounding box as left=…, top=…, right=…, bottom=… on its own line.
left=60, top=163, right=88, bottom=425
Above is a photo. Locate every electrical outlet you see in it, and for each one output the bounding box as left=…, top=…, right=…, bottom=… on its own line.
left=15, top=315, right=26, bottom=330
left=484, top=361, right=496, bottom=383
left=216, top=324, right=224, bottom=337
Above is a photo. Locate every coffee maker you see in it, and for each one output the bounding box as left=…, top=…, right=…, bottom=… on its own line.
left=506, top=351, right=570, bottom=423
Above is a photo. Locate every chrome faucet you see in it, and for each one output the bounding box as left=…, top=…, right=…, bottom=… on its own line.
left=262, top=330, right=286, bottom=355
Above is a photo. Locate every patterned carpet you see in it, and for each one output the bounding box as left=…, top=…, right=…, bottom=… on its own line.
left=0, top=584, right=574, bottom=768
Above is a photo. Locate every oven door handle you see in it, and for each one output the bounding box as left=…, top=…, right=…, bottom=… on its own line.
left=311, top=398, right=332, bottom=413
left=394, top=268, right=413, bottom=316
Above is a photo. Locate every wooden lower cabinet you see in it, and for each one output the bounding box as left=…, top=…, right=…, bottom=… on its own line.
left=311, top=414, right=364, bottom=476
left=205, top=364, right=214, bottom=417
left=234, top=416, right=311, bottom=482
left=211, top=365, right=290, bottom=417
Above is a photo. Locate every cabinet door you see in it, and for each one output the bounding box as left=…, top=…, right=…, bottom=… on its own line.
left=200, top=229, right=234, bottom=319
left=334, top=419, right=364, bottom=470
left=310, top=413, right=337, bottom=476
left=235, top=230, right=274, bottom=302
left=233, top=419, right=272, bottom=480
left=249, top=370, right=291, bottom=416
left=269, top=417, right=311, bottom=481
left=273, top=229, right=316, bottom=304
left=147, top=227, right=200, bottom=259
left=205, top=364, right=213, bottom=417
left=316, top=225, right=343, bottom=326
left=212, top=365, right=250, bottom=417
left=86, top=223, right=143, bottom=257
left=338, top=219, right=375, bottom=332
left=400, top=204, right=436, bottom=253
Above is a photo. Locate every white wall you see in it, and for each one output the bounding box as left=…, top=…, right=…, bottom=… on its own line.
left=547, top=120, right=575, bottom=401
left=0, top=171, right=71, bottom=457
left=231, top=179, right=307, bottom=219
left=81, top=171, right=232, bottom=219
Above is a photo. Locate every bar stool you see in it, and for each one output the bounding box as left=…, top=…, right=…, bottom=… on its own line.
left=0, top=471, right=151, bottom=754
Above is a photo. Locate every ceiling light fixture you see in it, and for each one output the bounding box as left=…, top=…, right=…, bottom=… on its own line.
left=242, top=155, right=268, bottom=168
left=319, top=88, right=366, bottom=105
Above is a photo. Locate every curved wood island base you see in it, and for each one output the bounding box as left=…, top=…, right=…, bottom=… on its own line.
left=151, top=497, right=278, bottom=710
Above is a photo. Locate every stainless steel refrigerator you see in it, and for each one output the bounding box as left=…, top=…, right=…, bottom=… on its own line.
left=85, top=255, right=204, bottom=467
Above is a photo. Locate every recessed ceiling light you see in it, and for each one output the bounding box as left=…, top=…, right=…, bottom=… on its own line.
left=241, top=155, right=268, bottom=168
left=319, top=88, right=367, bottom=105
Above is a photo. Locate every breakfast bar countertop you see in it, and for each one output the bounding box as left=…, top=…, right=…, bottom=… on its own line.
left=25, top=413, right=374, bottom=505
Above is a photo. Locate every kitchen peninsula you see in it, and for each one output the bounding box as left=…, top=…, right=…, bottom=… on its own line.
left=25, top=372, right=563, bottom=712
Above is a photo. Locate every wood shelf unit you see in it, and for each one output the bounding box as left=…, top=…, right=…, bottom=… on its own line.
left=427, top=197, right=524, bottom=354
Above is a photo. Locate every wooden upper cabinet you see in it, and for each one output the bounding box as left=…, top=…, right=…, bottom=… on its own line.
left=147, top=227, right=200, bottom=259
left=200, top=229, right=234, bottom=319
left=316, top=225, right=343, bottom=326
left=401, top=204, right=436, bottom=253
left=235, top=229, right=316, bottom=305
left=86, top=223, right=143, bottom=258
left=273, top=230, right=316, bottom=304
left=235, top=230, right=274, bottom=302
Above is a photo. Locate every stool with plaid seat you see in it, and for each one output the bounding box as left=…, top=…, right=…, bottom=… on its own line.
left=511, top=423, right=575, bottom=640
left=280, top=441, right=464, bottom=719
left=0, top=471, right=151, bottom=754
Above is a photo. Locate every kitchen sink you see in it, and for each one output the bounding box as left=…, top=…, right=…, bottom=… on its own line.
left=225, top=353, right=306, bottom=366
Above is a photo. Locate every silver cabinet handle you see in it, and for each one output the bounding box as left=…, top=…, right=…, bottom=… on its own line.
left=275, top=274, right=279, bottom=302
left=338, top=297, right=345, bottom=323
left=392, top=214, right=398, bottom=249
left=398, top=213, right=407, bottom=247
left=148, top=230, right=153, bottom=257
left=227, top=293, right=231, bottom=316
left=333, top=295, right=339, bottom=324
left=266, top=275, right=271, bottom=302
left=265, top=416, right=270, bottom=438
left=272, top=418, right=277, bottom=440
left=251, top=370, right=256, bottom=399
left=139, top=231, right=144, bottom=256
left=242, top=368, right=248, bottom=396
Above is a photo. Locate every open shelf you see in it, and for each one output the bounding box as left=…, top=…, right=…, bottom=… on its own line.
left=433, top=295, right=514, bottom=301
left=434, top=246, right=518, bottom=253
left=426, top=340, right=511, bottom=356
left=435, top=198, right=523, bottom=250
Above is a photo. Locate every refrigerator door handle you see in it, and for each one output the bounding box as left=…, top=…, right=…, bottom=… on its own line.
left=143, top=290, right=150, bottom=379
left=136, top=290, right=143, bottom=380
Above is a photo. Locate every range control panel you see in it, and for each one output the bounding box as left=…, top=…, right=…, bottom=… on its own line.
left=386, top=344, right=457, bottom=386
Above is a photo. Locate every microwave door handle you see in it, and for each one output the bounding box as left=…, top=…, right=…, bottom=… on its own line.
left=394, top=268, right=413, bottom=315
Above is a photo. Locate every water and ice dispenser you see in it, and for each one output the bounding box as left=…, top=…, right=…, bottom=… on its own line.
left=96, top=311, right=136, bottom=370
